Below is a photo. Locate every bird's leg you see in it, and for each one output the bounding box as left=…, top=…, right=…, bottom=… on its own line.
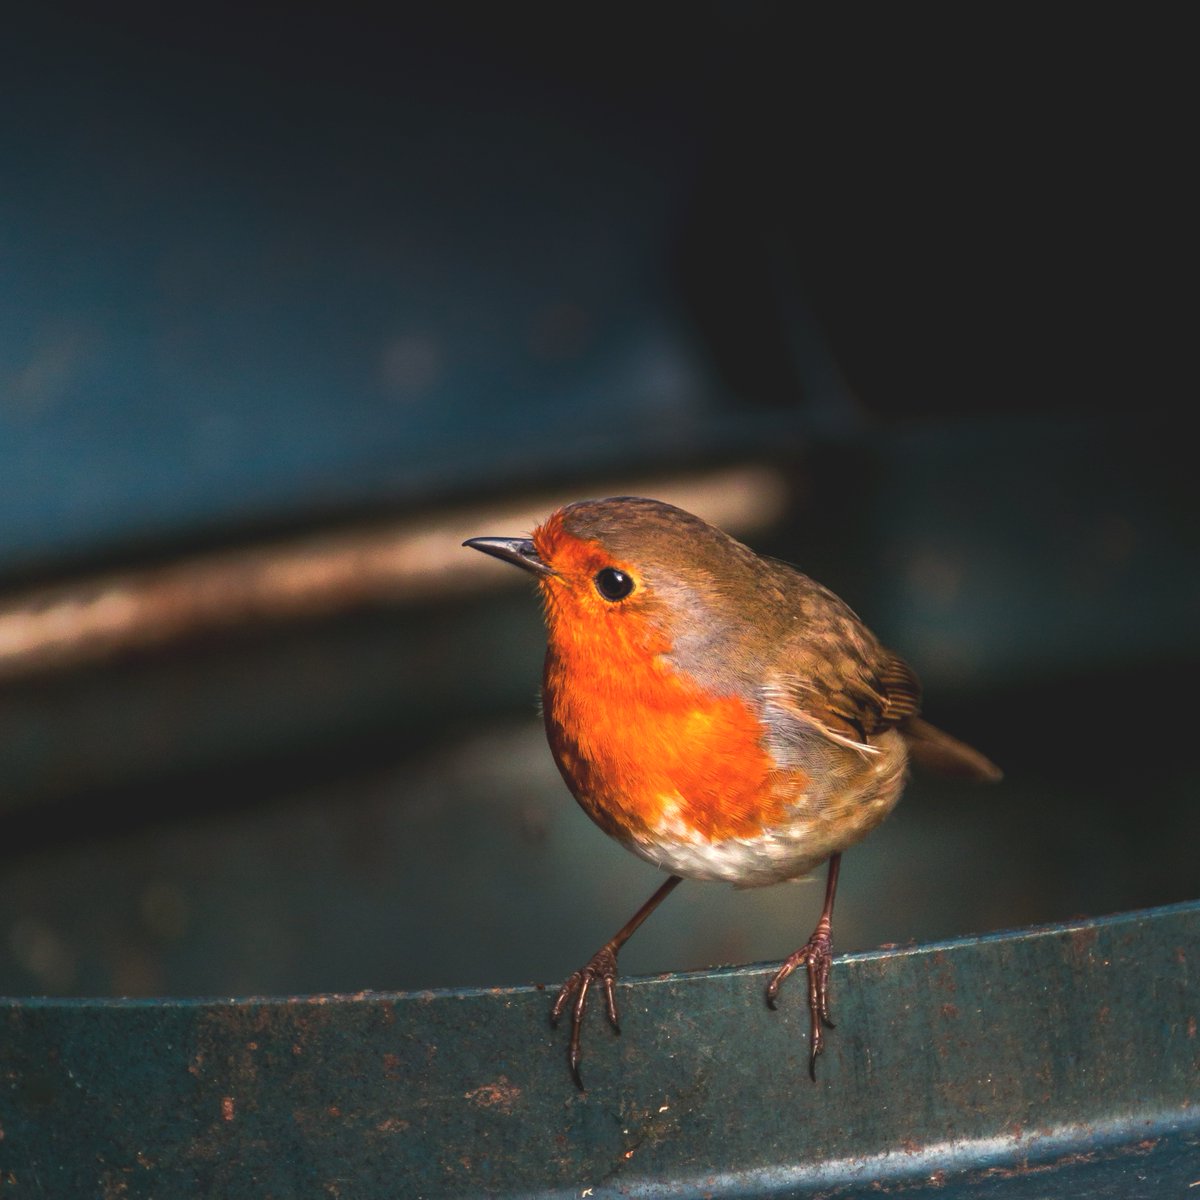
left=766, top=852, right=841, bottom=1079
left=550, top=873, right=682, bottom=1089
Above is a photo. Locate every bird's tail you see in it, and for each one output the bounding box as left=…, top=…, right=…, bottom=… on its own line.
left=901, top=716, right=1003, bottom=783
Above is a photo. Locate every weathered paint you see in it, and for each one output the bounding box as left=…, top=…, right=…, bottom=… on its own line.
left=1, top=902, right=1197, bottom=1198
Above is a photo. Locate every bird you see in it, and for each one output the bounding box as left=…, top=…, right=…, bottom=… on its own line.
left=464, top=497, right=1000, bottom=1087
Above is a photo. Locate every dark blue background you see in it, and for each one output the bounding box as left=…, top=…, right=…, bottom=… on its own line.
left=1, top=6, right=1195, bottom=999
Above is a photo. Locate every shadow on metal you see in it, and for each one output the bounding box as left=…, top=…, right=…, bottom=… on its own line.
left=2, top=902, right=1197, bottom=1198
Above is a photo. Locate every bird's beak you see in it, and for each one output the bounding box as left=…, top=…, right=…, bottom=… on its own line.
left=462, top=536, right=556, bottom=578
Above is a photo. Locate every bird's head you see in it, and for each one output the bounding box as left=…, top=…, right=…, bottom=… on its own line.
left=464, top=497, right=765, bottom=663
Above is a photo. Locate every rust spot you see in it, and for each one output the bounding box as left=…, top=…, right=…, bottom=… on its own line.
left=187, top=1052, right=205, bottom=1077
left=135, top=1152, right=153, bottom=1169
left=1134, top=1138, right=1159, bottom=1154
left=928, top=1170, right=946, bottom=1187
left=464, top=1076, right=522, bottom=1114
left=0, top=1120, right=4, bottom=1141
left=1187, top=1016, right=1197, bottom=1039
left=327, top=1106, right=342, bottom=1118
left=1069, top=925, right=1099, bottom=959
left=292, top=1043, right=303, bottom=1056
left=1175, top=947, right=1187, bottom=965
left=100, top=1172, right=129, bottom=1199
left=1096, top=1005, right=1111, bottom=1025
left=940, top=1003, right=960, bottom=1020
left=246, top=1041, right=259, bottom=1051
left=221, top=1096, right=235, bottom=1122
left=382, top=1053, right=402, bottom=1075
left=375, top=1117, right=409, bottom=1134
left=979, top=1150, right=1097, bottom=1180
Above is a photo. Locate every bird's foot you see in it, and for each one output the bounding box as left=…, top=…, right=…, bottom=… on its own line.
left=550, top=942, right=620, bottom=1089
left=765, top=920, right=835, bottom=1080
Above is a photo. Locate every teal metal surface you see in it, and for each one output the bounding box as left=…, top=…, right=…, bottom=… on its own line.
left=2, top=901, right=1197, bottom=1197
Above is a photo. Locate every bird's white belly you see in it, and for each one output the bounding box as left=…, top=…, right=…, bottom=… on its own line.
left=624, top=820, right=840, bottom=887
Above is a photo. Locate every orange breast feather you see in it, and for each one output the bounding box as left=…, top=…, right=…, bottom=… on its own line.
left=534, top=521, right=792, bottom=843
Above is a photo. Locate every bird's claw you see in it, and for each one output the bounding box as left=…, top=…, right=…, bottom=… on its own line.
left=550, top=943, right=620, bottom=1089
left=766, top=923, right=835, bottom=1079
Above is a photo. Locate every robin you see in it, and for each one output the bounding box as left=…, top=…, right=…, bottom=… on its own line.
left=465, top=497, right=1000, bottom=1087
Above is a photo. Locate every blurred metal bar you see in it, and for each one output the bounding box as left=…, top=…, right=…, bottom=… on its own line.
left=1, top=901, right=1196, bottom=1197
left=0, top=465, right=787, bottom=683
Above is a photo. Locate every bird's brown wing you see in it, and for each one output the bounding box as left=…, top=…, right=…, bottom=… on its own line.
left=763, top=651, right=1001, bottom=782
left=756, top=570, right=999, bottom=780
left=760, top=568, right=922, bottom=745
left=763, top=647, right=920, bottom=751
left=758, top=585, right=923, bottom=768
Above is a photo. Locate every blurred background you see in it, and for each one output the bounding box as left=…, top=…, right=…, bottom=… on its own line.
left=1, top=5, right=1195, bottom=999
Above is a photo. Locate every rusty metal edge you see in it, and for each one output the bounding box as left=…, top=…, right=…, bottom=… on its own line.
left=2, top=899, right=1197, bottom=1198
left=3, top=897, right=1196, bottom=1008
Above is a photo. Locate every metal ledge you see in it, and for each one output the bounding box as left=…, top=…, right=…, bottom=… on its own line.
left=2, top=901, right=1198, bottom=1197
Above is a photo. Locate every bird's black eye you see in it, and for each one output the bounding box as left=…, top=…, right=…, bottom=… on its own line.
left=594, top=567, right=634, bottom=601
